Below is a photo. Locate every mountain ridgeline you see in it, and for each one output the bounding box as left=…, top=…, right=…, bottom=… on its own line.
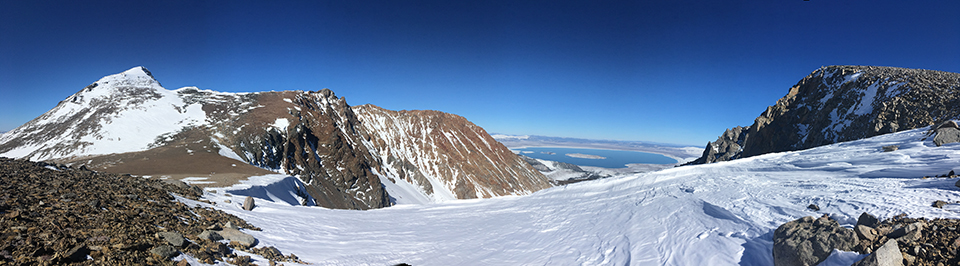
left=691, top=65, right=960, bottom=164
left=0, top=67, right=551, bottom=209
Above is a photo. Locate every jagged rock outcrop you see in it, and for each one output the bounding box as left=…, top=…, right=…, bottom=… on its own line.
left=353, top=105, right=551, bottom=201
left=692, top=65, right=960, bottom=164
left=689, top=126, right=749, bottom=164
left=0, top=67, right=549, bottom=209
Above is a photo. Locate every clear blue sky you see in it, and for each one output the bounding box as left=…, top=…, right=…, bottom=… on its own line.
left=1, top=1, right=958, bottom=146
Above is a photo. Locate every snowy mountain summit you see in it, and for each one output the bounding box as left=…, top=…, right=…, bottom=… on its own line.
left=0, top=67, right=550, bottom=209
left=692, top=65, right=960, bottom=164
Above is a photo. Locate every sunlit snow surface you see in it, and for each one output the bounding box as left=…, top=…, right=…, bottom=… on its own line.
left=193, top=126, right=960, bottom=265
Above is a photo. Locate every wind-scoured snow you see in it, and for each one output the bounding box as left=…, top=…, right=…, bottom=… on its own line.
left=193, top=125, right=960, bottom=265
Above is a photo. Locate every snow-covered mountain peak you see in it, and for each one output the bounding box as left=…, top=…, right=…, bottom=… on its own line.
left=90, top=66, right=161, bottom=88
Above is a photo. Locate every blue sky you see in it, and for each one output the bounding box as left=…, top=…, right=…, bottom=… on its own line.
left=1, top=1, right=958, bottom=146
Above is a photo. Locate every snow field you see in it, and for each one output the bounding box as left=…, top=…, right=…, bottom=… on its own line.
left=188, top=126, right=960, bottom=265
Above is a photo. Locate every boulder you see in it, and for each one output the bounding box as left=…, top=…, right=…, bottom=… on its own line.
left=773, top=216, right=859, bottom=266
left=855, top=225, right=878, bottom=242
left=888, top=222, right=923, bottom=242
left=933, top=122, right=960, bottom=146
left=858, top=212, right=880, bottom=227
left=881, top=145, right=899, bottom=152
left=149, top=245, right=179, bottom=259
left=198, top=230, right=223, bottom=241
left=851, top=239, right=904, bottom=266
left=158, top=231, right=186, bottom=248
left=243, top=196, right=256, bottom=211
left=933, top=200, right=948, bottom=208
left=218, top=228, right=257, bottom=248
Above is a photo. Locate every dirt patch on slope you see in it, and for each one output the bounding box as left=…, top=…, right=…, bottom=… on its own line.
left=56, top=129, right=275, bottom=188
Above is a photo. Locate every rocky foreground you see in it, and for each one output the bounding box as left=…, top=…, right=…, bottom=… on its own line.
left=774, top=172, right=960, bottom=266
left=0, top=157, right=302, bottom=265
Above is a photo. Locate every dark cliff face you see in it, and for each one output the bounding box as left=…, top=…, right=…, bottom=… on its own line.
left=224, top=90, right=390, bottom=210
left=691, top=65, right=960, bottom=164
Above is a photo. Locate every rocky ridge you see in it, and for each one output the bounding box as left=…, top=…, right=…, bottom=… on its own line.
left=0, top=67, right=549, bottom=209
left=0, top=157, right=302, bottom=265
left=692, top=65, right=960, bottom=164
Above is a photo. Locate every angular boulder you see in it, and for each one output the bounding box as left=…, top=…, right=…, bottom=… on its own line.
left=773, top=216, right=859, bottom=266
left=158, top=231, right=186, bottom=248
left=243, top=196, right=255, bottom=211
left=933, top=121, right=960, bottom=146
left=851, top=239, right=904, bottom=266
left=855, top=225, right=878, bottom=242
left=198, top=230, right=224, bottom=241
left=858, top=212, right=880, bottom=228
left=149, top=245, right=179, bottom=259
left=218, top=228, right=257, bottom=248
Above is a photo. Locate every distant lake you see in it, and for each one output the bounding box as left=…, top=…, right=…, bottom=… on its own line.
left=513, top=147, right=677, bottom=168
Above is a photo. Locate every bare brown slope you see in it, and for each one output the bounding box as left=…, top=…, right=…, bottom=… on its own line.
left=55, top=129, right=274, bottom=188
left=354, top=104, right=551, bottom=199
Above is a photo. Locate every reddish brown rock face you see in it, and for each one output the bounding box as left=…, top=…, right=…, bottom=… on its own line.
left=353, top=105, right=551, bottom=200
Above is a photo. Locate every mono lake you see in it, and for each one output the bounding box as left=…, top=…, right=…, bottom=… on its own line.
left=513, top=147, right=677, bottom=168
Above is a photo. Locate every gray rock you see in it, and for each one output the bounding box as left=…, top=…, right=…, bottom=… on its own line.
left=224, top=221, right=239, bottom=230
left=855, top=225, right=878, bottom=242
left=158, top=231, right=186, bottom=247
left=881, top=145, right=899, bottom=152
left=243, top=196, right=256, bottom=211
left=198, top=230, right=223, bottom=241
left=858, top=212, right=879, bottom=227
left=888, top=222, right=923, bottom=242
left=851, top=239, right=904, bottom=266
left=933, top=200, right=948, bottom=208
left=218, top=228, right=257, bottom=248
left=149, top=245, right=179, bottom=259
left=773, top=216, right=859, bottom=266
left=933, top=126, right=960, bottom=146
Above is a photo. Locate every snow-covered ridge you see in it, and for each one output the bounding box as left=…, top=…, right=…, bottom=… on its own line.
left=200, top=124, right=960, bottom=265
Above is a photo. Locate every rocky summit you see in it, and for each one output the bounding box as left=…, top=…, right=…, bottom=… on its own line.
left=0, top=157, right=303, bottom=265
left=691, top=65, right=960, bottom=164
left=0, top=67, right=550, bottom=209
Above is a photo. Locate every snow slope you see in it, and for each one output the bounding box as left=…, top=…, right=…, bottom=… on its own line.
left=192, top=125, right=960, bottom=265
left=0, top=67, right=208, bottom=160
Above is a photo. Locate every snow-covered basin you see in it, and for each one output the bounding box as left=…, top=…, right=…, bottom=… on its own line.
left=196, top=127, right=960, bottom=265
